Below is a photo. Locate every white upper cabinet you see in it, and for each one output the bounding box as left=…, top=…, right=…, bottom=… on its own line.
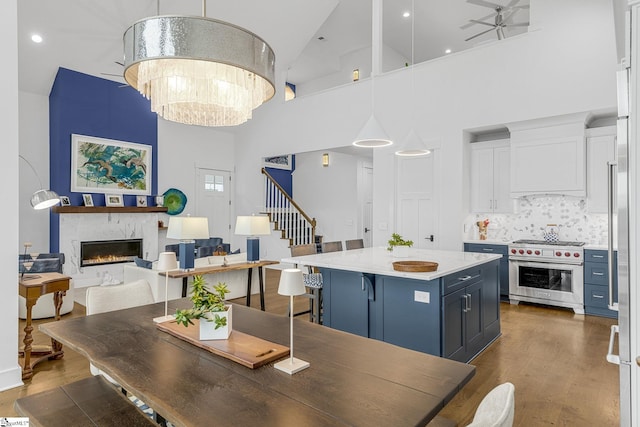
left=508, top=112, right=590, bottom=197
left=586, top=126, right=616, bottom=213
left=470, top=139, right=512, bottom=213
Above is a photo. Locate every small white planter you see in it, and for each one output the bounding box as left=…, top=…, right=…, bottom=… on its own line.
left=199, top=305, right=232, bottom=340
left=392, top=245, right=410, bottom=258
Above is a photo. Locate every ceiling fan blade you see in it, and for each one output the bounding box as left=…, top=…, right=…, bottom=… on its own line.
left=469, top=19, right=496, bottom=27
left=114, top=61, right=124, bottom=67
left=508, top=22, right=530, bottom=27
left=465, top=26, right=498, bottom=42
left=101, top=72, right=123, bottom=77
left=505, top=0, right=523, bottom=9
left=460, top=12, right=495, bottom=29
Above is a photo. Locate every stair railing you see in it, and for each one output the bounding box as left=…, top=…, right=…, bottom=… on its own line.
left=262, top=168, right=316, bottom=246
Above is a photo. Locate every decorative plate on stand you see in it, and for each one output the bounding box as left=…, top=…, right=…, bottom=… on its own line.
left=162, top=188, right=187, bottom=215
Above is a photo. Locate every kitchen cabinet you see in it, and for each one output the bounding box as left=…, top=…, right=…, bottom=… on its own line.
left=319, top=258, right=500, bottom=362
left=584, top=249, right=618, bottom=318
left=441, top=262, right=501, bottom=363
left=508, top=112, right=589, bottom=197
left=470, top=140, right=512, bottom=213
left=586, top=126, right=616, bottom=213
left=464, top=243, right=509, bottom=298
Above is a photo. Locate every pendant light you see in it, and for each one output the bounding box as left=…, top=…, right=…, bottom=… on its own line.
left=395, top=0, right=430, bottom=157
left=123, top=0, right=275, bottom=127
left=353, top=0, right=392, bottom=148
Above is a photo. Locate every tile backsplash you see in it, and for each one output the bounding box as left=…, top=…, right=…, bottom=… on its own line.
left=465, top=195, right=608, bottom=245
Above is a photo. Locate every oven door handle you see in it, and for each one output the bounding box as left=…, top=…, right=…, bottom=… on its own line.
left=509, top=260, right=583, bottom=269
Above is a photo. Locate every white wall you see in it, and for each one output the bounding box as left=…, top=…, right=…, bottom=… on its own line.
left=234, top=0, right=618, bottom=257
left=2, top=0, right=25, bottom=391
left=18, top=92, right=50, bottom=253
left=292, top=150, right=361, bottom=243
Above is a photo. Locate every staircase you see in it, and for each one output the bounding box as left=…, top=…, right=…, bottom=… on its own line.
left=262, top=168, right=316, bottom=247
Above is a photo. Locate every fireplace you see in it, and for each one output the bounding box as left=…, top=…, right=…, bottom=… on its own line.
left=80, top=239, right=143, bottom=267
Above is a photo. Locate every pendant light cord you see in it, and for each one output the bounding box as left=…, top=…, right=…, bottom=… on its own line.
left=411, top=0, right=416, bottom=123
left=202, top=0, right=207, bottom=17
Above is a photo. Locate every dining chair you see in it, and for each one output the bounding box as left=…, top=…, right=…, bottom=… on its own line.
left=466, top=382, right=515, bottom=427
left=321, top=241, right=343, bottom=253
left=289, top=243, right=323, bottom=323
left=345, top=239, right=364, bottom=250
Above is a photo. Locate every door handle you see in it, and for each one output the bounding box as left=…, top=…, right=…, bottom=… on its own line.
left=425, top=235, right=434, bottom=242
left=462, top=294, right=468, bottom=312
left=607, top=161, right=618, bottom=311
left=607, top=325, right=621, bottom=365
left=364, top=227, right=370, bottom=233
left=466, top=294, right=472, bottom=312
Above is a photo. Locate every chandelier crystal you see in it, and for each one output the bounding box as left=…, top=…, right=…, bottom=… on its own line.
left=124, top=15, right=275, bottom=127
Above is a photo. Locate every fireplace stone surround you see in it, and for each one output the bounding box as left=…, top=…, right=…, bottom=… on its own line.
left=59, top=212, right=160, bottom=288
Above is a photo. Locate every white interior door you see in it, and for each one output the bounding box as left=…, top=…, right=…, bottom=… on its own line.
left=396, top=154, right=438, bottom=249
left=195, top=168, right=232, bottom=242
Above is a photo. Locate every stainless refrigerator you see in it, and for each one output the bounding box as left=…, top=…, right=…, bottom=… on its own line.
left=607, top=6, right=634, bottom=425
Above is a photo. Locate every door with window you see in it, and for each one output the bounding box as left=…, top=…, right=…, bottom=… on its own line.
left=396, top=153, right=438, bottom=249
left=195, top=168, right=232, bottom=242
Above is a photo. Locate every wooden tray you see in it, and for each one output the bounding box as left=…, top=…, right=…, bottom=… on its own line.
left=392, top=261, right=438, bottom=272
left=157, top=320, right=289, bottom=369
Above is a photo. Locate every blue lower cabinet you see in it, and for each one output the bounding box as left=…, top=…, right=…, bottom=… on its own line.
left=321, top=261, right=501, bottom=362
left=376, top=276, right=441, bottom=356
left=583, top=249, right=618, bottom=319
left=320, top=269, right=374, bottom=337
left=464, top=243, right=509, bottom=298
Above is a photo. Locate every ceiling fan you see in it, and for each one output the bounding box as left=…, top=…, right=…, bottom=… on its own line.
left=100, top=61, right=128, bottom=88
left=463, top=0, right=530, bottom=42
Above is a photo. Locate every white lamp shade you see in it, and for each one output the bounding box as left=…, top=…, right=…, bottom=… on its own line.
left=235, top=215, right=271, bottom=236
left=157, top=251, right=178, bottom=272
left=352, top=114, right=393, bottom=148
left=31, top=189, right=61, bottom=210
left=166, top=216, right=210, bottom=240
left=278, top=269, right=306, bottom=296
left=395, top=129, right=431, bottom=157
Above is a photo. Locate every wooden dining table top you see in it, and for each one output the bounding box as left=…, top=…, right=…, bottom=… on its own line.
left=40, top=299, right=475, bottom=427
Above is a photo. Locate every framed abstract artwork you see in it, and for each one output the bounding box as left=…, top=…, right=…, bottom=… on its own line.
left=71, top=134, right=152, bottom=195
left=263, top=154, right=292, bottom=170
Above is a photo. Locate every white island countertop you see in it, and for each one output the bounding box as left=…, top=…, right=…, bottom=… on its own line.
left=281, top=246, right=502, bottom=281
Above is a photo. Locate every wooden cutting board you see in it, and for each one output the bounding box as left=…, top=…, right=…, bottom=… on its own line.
left=157, top=320, right=289, bottom=369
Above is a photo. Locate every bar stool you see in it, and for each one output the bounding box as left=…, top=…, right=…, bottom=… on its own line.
left=289, top=243, right=323, bottom=323
left=345, top=239, right=364, bottom=250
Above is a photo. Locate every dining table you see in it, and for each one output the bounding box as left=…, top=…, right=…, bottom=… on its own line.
left=40, top=299, right=475, bottom=427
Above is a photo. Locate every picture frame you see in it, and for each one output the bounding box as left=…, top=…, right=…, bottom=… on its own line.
left=71, top=134, right=152, bottom=195
left=105, top=194, right=124, bottom=207
left=136, top=195, right=148, bottom=207
left=263, top=154, right=292, bottom=170
left=82, top=194, right=94, bottom=207
left=60, top=196, right=71, bottom=206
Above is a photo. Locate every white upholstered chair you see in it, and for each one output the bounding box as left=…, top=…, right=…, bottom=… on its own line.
left=467, top=382, right=515, bottom=427
left=85, top=279, right=155, bottom=378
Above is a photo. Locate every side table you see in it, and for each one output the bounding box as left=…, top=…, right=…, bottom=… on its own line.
left=19, top=272, right=70, bottom=381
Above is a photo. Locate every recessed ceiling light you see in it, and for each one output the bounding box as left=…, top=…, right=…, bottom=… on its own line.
left=31, top=34, right=43, bottom=43
left=445, top=48, right=452, bottom=54
left=403, top=11, right=411, bottom=18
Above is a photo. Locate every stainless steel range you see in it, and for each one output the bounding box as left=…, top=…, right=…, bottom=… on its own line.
left=508, top=239, right=585, bottom=314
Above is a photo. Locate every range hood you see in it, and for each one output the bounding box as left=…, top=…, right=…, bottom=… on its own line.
left=507, top=112, right=591, bottom=197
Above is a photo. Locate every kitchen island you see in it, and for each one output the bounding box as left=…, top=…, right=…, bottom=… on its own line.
left=282, top=247, right=502, bottom=363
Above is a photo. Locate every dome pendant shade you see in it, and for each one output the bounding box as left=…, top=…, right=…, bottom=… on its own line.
left=31, top=189, right=61, bottom=210
left=352, top=114, right=393, bottom=148
left=395, top=129, right=431, bottom=157
left=123, top=15, right=276, bottom=127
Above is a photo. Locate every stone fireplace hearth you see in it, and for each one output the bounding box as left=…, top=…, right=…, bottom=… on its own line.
left=58, top=212, right=160, bottom=288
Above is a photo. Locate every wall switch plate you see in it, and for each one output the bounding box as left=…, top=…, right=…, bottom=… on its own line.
left=414, top=290, right=430, bottom=304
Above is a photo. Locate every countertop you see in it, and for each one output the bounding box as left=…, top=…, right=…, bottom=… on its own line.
left=281, top=246, right=502, bottom=281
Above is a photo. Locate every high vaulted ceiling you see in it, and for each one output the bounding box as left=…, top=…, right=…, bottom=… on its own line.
left=17, top=0, right=530, bottom=97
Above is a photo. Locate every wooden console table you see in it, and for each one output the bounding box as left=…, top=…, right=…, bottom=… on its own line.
left=163, top=260, right=278, bottom=311
left=19, top=272, right=70, bottom=380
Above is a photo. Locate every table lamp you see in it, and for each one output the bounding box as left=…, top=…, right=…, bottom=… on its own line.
left=153, top=251, right=178, bottom=324
left=167, top=216, right=209, bottom=270
left=274, top=268, right=310, bottom=375
left=234, top=215, right=271, bottom=262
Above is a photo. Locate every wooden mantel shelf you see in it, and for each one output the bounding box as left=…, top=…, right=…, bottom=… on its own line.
left=52, top=206, right=168, bottom=214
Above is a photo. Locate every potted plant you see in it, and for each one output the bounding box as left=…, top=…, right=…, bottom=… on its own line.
left=387, top=233, right=414, bottom=257
left=174, top=275, right=232, bottom=340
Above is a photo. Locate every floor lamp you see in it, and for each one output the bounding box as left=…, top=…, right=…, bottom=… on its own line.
left=153, top=251, right=178, bottom=323
left=274, top=268, right=310, bottom=375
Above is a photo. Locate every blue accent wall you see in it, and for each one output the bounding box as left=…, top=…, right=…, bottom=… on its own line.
left=265, top=154, right=295, bottom=197
left=49, top=68, right=157, bottom=251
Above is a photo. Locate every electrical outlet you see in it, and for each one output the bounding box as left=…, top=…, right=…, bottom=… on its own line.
left=414, top=290, right=430, bottom=304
